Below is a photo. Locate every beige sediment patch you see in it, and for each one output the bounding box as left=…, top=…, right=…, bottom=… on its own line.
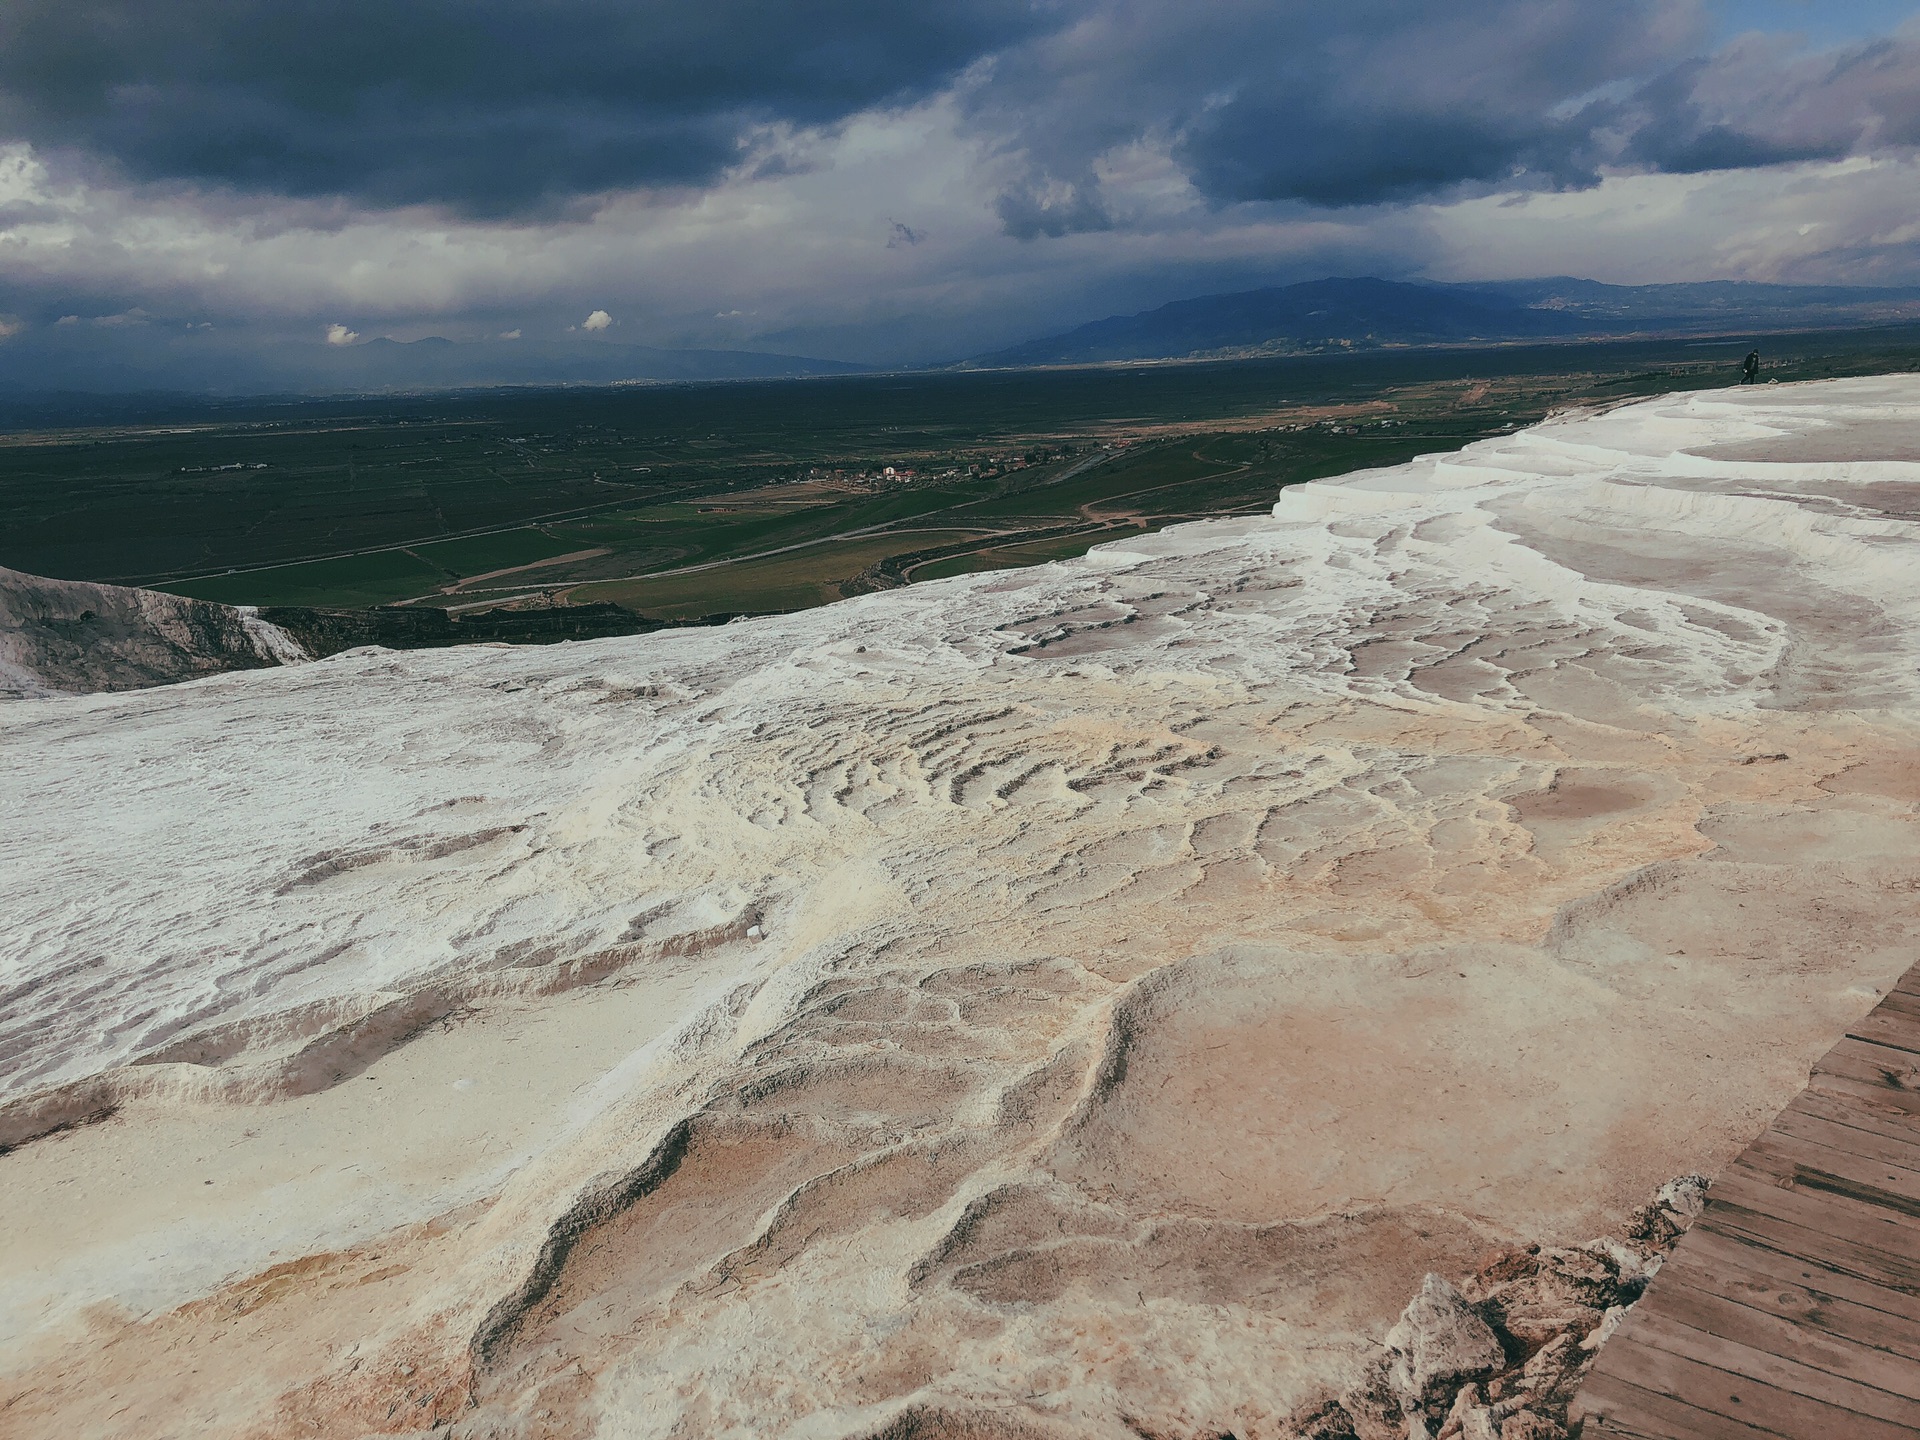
left=5, top=706, right=1915, bottom=1440
left=0, top=886, right=760, bottom=1154
left=2, top=1219, right=480, bottom=1440
left=0, top=963, right=721, bottom=1429
left=1816, top=751, right=1920, bottom=803
left=1509, top=769, right=1658, bottom=826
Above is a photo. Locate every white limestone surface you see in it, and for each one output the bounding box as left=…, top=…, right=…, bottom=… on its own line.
left=4, top=377, right=1920, bottom=1440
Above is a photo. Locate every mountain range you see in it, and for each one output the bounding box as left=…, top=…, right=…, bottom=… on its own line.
left=0, top=326, right=864, bottom=397
left=966, top=276, right=1920, bottom=368
left=9, top=276, right=1920, bottom=398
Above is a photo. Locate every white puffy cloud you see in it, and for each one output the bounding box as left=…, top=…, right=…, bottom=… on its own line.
left=581, top=309, right=612, bottom=331
left=325, top=323, right=359, bottom=345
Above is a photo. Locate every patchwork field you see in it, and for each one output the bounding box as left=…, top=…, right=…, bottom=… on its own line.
left=4, top=327, right=1919, bottom=620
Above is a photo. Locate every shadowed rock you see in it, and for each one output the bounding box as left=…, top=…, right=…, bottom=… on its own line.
left=0, top=564, right=304, bottom=697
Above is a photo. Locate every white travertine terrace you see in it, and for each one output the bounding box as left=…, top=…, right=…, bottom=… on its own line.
left=4, top=377, right=1920, bottom=1439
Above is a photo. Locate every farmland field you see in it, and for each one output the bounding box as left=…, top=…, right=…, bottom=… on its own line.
left=5, top=324, right=1919, bottom=621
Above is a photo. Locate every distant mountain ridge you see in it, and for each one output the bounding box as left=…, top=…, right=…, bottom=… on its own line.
left=325, top=336, right=865, bottom=388
left=970, top=276, right=1920, bottom=368
left=0, top=328, right=866, bottom=397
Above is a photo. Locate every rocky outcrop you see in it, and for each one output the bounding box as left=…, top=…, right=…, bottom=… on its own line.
left=0, top=565, right=306, bottom=697
left=0, top=563, right=733, bottom=696
left=1384, top=1275, right=1507, bottom=1416
left=1293, top=1178, right=1709, bottom=1440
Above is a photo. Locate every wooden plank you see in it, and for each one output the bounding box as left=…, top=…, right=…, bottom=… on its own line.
left=1702, top=1177, right=1920, bottom=1284
left=1694, top=1193, right=1920, bottom=1299
left=1849, top=1009, right=1920, bottom=1057
left=1575, top=1368, right=1794, bottom=1440
left=1870, top=988, right=1920, bottom=1020
left=1574, top=963, right=1920, bottom=1436
left=1642, top=1271, right=1920, bottom=1399
left=1706, top=1166, right=1920, bottom=1266
left=1811, top=1037, right=1920, bottom=1112
left=1582, top=1332, right=1920, bottom=1440
left=1786, top=1081, right=1920, bottom=1135
left=1761, top=1116, right=1920, bottom=1202
left=1759, top=1110, right=1920, bottom=1178
left=1783, top=1088, right=1920, bottom=1152
left=1751, top=1136, right=1920, bottom=1198
left=1744, top=1130, right=1920, bottom=1211
left=1620, top=1305, right=1920, bottom=1428
left=1722, top=1148, right=1920, bottom=1233
left=1657, top=1242, right=1920, bottom=1356
left=1807, top=1064, right=1920, bottom=1120
left=1866, top=990, right=1920, bottom=1021
left=1852, top=996, right=1920, bottom=1034
left=1669, top=1226, right=1920, bottom=1331
left=1815, top=1033, right=1920, bottom=1078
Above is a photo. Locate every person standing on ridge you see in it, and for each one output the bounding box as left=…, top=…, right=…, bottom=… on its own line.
left=1742, top=349, right=1760, bottom=384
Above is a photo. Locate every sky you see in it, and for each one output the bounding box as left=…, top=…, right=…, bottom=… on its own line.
left=0, top=0, right=1917, bottom=372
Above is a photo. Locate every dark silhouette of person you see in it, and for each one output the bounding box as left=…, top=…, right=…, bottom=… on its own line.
left=1742, top=350, right=1760, bottom=384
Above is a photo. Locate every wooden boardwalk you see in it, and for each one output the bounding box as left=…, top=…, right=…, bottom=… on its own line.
left=1574, top=968, right=1920, bottom=1438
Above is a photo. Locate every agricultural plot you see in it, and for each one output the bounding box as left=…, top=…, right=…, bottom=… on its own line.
left=4, top=325, right=1918, bottom=620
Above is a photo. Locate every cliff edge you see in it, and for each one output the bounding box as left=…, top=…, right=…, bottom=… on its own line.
left=0, top=566, right=306, bottom=698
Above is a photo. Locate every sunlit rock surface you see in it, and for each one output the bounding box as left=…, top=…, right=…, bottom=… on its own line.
left=5, top=377, right=1920, bottom=1439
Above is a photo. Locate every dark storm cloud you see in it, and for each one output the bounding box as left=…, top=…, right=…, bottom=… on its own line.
left=959, top=0, right=1707, bottom=228
left=994, top=176, right=1113, bottom=241
left=960, top=2, right=1920, bottom=235
left=0, top=0, right=1045, bottom=215
left=1183, top=103, right=1585, bottom=209
left=0, top=0, right=1913, bottom=234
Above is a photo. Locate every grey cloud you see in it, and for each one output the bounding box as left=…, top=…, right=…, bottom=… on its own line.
left=4, top=0, right=1912, bottom=235
left=1182, top=103, right=1589, bottom=209
left=961, top=2, right=1920, bottom=236
left=962, top=0, right=1708, bottom=227
left=994, top=177, right=1112, bottom=240
left=1173, top=2, right=1692, bottom=205
left=1621, top=32, right=1920, bottom=174
left=0, top=0, right=1045, bottom=215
